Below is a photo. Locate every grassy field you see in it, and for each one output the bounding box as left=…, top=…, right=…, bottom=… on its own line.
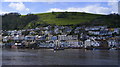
left=3, top=12, right=119, bottom=30
left=33, top=12, right=103, bottom=25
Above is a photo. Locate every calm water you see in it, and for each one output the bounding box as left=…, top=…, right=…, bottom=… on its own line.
left=2, top=49, right=119, bottom=65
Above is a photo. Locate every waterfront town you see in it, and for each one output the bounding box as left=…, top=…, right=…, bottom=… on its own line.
left=2, top=25, right=120, bottom=50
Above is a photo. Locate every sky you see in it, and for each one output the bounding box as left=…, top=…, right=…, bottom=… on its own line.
left=1, top=0, right=119, bottom=15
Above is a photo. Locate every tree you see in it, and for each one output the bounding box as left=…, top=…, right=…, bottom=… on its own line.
left=56, top=13, right=68, bottom=18
left=2, top=13, right=38, bottom=30
left=2, top=13, right=21, bottom=30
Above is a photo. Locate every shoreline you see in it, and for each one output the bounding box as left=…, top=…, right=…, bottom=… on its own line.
left=2, top=47, right=120, bottom=50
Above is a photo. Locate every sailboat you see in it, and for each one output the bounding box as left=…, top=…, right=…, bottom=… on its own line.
left=54, top=45, right=64, bottom=50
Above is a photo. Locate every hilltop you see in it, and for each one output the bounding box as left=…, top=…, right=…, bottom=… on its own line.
left=2, top=12, right=120, bottom=30
left=34, top=12, right=103, bottom=25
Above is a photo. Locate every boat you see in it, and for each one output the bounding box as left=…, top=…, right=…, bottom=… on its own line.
left=94, top=47, right=111, bottom=50
left=110, top=48, right=117, bottom=50
left=53, top=45, right=64, bottom=50
left=54, top=47, right=64, bottom=50
left=85, top=46, right=111, bottom=50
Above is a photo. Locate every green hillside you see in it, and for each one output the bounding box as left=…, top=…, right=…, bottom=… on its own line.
left=26, top=12, right=104, bottom=28
left=28, top=12, right=120, bottom=28
left=2, top=12, right=120, bottom=30
left=35, top=12, right=103, bottom=25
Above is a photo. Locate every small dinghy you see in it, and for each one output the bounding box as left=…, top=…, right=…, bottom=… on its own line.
left=54, top=47, right=64, bottom=50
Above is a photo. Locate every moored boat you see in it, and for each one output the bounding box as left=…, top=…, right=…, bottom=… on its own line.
left=94, top=47, right=110, bottom=50
left=54, top=47, right=64, bottom=50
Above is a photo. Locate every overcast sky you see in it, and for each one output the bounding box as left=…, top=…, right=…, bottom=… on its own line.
left=1, top=0, right=119, bottom=15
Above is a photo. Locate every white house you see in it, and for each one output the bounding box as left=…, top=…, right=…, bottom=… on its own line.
left=84, top=38, right=100, bottom=47
left=84, top=39, right=91, bottom=47
left=58, top=35, right=67, bottom=40
left=67, top=40, right=79, bottom=47
left=3, top=36, right=8, bottom=42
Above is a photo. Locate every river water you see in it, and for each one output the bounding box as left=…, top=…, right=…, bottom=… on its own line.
left=2, top=49, right=119, bottom=65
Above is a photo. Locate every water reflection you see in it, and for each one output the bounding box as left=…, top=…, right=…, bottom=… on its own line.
left=2, top=49, right=118, bottom=65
